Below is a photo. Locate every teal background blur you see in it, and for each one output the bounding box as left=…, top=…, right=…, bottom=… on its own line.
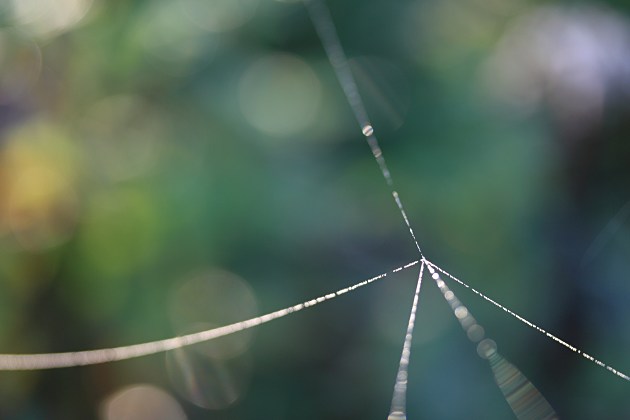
left=0, top=0, right=629, bottom=418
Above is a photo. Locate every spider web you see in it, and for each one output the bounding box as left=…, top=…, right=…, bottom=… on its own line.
left=0, top=0, right=628, bottom=419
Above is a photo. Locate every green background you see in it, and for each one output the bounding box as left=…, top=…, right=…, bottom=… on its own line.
left=0, top=0, right=629, bottom=418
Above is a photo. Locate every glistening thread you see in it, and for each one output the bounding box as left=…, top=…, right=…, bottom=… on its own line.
left=0, top=2, right=627, bottom=420
left=305, top=0, right=627, bottom=418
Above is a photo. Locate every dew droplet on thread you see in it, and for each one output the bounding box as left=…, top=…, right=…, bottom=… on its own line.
left=477, top=338, right=498, bottom=359
left=362, top=124, right=374, bottom=136
left=388, top=411, right=407, bottom=420
left=467, top=324, right=485, bottom=342
left=454, top=306, right=469, bottom=319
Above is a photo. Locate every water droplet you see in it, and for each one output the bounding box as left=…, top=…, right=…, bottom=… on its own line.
left=467, top=324, right=485, bottom=342
left=454, top=306, right=469, bottom=319
left=477, top=338, right=498, bottom=359
left=388, top=411, right=407, bottom=420
left=362, top=124, right=374, bottom=136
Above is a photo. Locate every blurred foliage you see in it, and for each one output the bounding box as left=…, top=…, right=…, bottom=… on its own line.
left=0, top=0, right=629, bottom=419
